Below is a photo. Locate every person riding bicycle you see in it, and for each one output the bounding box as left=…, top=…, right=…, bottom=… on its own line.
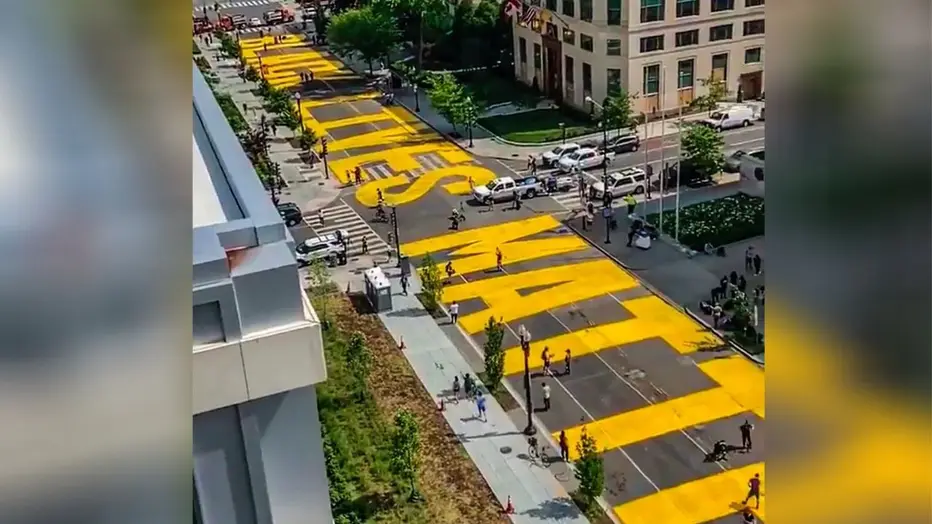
left=374, top=203, right=386, bottom=221
left=712, top=439, right=729, bottom=461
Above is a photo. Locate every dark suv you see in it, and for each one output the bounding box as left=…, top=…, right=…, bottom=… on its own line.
left=276, top=203, right=303, bottom=227
left=585, top=133, right=640, bottom=154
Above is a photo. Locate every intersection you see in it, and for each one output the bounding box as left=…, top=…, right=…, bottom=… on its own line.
left=237, top=29, right=766, bottom=523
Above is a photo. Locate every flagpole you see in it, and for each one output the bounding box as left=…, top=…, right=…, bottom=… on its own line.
left=658, top=65, right=665, bottom=234
left=675, top=98, right=683, bottom=243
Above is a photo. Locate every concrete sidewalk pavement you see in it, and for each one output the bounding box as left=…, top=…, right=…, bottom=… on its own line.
left=372, top=267, right=592, bottom=524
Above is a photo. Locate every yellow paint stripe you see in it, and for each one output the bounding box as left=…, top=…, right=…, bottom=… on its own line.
left=557, top=387, right=747, bottom=461
left=442, top=259, right=639, bottom=333
left=613, top=463, right=765, bottom=524
left=502, top=296, right=722, bottom=375
left=699, top=356, right=764, bottom=418
left=355, top=165, right=498, bottom=207
left=321, top=113, right=394, bottom=130
left=302, top=92, right=380, bottom=108
left=326, top=127, right=424, bottom=152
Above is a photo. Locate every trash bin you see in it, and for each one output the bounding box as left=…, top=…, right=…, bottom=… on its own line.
left=363, top=267, right=393, bottom=312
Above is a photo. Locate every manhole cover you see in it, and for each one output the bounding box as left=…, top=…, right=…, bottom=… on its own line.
left=499, top=446, right=512, bottom=454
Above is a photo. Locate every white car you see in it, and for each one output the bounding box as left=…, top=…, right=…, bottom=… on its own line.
left=295, top=230, right=349, bottom=266
left=557, top=147, right=614, bottom=173
left=473, top=177, right=517, bottom=203
left=590, top=167, right=648, bottom=199
left=248, top=17, right=263, bottom=27
left=540, top=143, right=580, bottom=168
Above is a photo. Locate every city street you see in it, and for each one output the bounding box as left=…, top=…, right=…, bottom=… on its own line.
left=240, top=29, right=765, bottom=523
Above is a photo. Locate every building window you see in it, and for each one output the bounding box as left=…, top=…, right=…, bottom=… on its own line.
left=580, top=0, right=593, bottom=21
left=677, top=58, right=694, bottom=88
left=710, top=0, right=734, bottom=12
left=608, top=0, right=622, bottom=25
left=562, top=0, right=575, bottom=17
left=745, top=0, right=764, bottom=6
left=580, top=33, right=594, bottom=52
left=711, top=52, right=728, bottom=82
left=675, top=29, right=699, bottom=47
left=519, top=37, right=527, bottom=63
left=640, top=0, right=664, bottom=23
left=643, top=64, right=660, bottom=94
left=745, top=47, right=762, bottom=63
left=743, top=19, right=765, bottom=36
left=709, top=24, right=733, bottom=41
left=533, top=43, right=542, bottom=69
left=607, top=38, right=622, bottom=56
left=582, top=62, right=592, bottom=93
left=546, top=0, right=557, bottom=10
left=563, top=28, right=576, bottom=45
left=639, top=35, right=664, bottom=53
left=565, top=55, right=575, bottom=85
left=607, top=68, right=622, bottom=95
left=676, top=0, right=699, bottom=17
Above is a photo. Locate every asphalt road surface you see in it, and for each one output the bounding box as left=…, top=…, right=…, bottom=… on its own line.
left=249, top=30, right=766, bottom=523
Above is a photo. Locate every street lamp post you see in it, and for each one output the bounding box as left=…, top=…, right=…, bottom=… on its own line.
left=587, top=96, right=613, bottom=245
left=294, top=92, right=302, bottom=129
left=413, top=84, right=420, bottom=112
left=518, top=325, right=536, bottom=436
left=390, top=204, right=401, bottom=267
left=558, top=122, right=566, bottom=144
left=465, top=96, right=475, bottom=148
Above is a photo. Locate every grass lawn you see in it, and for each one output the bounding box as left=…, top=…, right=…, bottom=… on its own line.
left=646, top=192, right=764, bottom=250
left=313, top=291, right=508, bottom=524
left=477, top=108, right=599, bottom=144
left=456, top=71, right=543, bottom=108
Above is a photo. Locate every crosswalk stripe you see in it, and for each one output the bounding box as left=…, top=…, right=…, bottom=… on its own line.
left=303, top=203, right=390, bottom=257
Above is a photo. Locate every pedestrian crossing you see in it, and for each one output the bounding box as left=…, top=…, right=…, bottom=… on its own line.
left=305, top=202, right=391, bottom=258
left=359, top=153, right=453, bottom=181
left=235, top=26, right=268, bottom=34
left=217, top=0, right=275, bottom=9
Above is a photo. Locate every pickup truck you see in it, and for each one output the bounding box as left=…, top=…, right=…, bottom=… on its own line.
left=473, top=175, right=575, bottom=203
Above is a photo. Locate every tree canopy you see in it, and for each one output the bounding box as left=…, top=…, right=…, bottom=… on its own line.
left=372, top=0, right=453, bottom=71
left=601, top=91, right=633, bottom=133
left=327, top=6, right=400, bottom=72
left=680, top=123, right=725, bottom=180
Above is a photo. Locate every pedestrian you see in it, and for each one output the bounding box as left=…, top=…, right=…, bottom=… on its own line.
left=626, top=226, right=636, bottom=247
left=377, top=187, right=384, bottom=204
left=582, top=211, right=589, bottom=231
left=742, top=473, right=762, bottom=509
left=720, top=275, right=729, bottom=296
left=463, top=373, right=474, bottom=399
left=625, top=194, right=636, bottom=216
left=495, top=247, right=503, bottom=271
left=559, top=430, right=570, bottom=461
left=354, top=166, right=363, bottom=185
left=263, top=42, right=268, bottom=52
left=476, top=392, right=487, bottom=421
left=541, top=347, right=551, bottom=376
left=270, top=123, right=278, bottom=136
left=445, top=261, right=455, bottom=280
left=486, top=196, right=494, bottom=212
left=541, top=382, right=551, bottom=411
left=745, top=246, right=755, bottom=272
left=564, top=348, right=572, bottom=375
left=361, top=236, right=369, bottom=254
left=451, top=375, right=461, bottom=403
left=712, top=303, right=723, bottom=328
left=317, top=209, right=324, bottom=226
left=527, top=155, right=534, bottom=171
left=512, top=190, right=519, bottom=210
left=459, top=200, right=465, bottom=216
left=449, top=301, right=459, bottom=324
left=753, top=253, right=762, bottom=275
left=400, top=273, right=409, bottom=295
left=729, top=270, right=738, bottom=288
left=737, top=274, right=748, bottom=294
left=242, top=102, right=248, bottom=115
left=740, top=419, right=754, bottom=451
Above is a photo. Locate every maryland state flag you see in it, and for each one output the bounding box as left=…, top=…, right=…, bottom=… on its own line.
left=502, top=0, right=521, bottom=19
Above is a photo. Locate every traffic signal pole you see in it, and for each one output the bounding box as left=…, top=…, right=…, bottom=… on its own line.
left=320, top=137, right=329, bottom=179
left=391, top=205, right=401, bottom=267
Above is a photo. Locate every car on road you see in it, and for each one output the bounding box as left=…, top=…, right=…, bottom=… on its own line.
left=557, top=147, right=615, bottom=173
left=276, top=202, right=303, bottom=227
left=473, top=176, right=545, bottom=202
left=540, top=143, right=581, bottom=168
left=739, top=150, right=765, bottom=181
left=295, top=230, right=348, bottom=267
left=700, top=105, right=755, bottom=131
left=248, top=17, right=263, bottom=27
left=583, top=132, right=640, bottom=154
left=723, top=150, right=748, bottom=173
left=589, top=167, right=648, bottom=200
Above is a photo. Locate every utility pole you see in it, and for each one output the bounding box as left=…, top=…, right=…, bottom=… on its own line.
left=320, top=136, right=329, bottom=179
left=519, top=325, right=536, bottom=436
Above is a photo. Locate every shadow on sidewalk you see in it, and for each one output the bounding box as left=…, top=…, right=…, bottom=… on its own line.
left=521, top=496, right=582, bottom=520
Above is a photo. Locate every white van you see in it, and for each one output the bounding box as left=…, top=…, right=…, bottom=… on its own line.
left=702, top=105, right=756, bottom=131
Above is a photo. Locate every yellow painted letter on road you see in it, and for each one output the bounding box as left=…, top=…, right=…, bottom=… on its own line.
left=442, top=259, right=639, bottom=333
left=699, top=355, right=764, bottom=418
left=355, top=165, right=497, bottom=207
left=614, top=463, right=765, bottom=524
left=502, top=295, right=721, bottom=375
left=401, top=215, right=588, bottom=275
left=329, top=143, right=467, bottom=184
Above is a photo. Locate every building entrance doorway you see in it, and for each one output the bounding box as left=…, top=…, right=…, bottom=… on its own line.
left=541, top=31, right=563, bottom=101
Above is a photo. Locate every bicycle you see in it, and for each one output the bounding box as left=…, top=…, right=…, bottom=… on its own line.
left=527, top=437, right=550, bottom=466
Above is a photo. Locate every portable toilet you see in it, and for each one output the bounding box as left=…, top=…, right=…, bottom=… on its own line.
left=363, top=267, right=393, bottom=312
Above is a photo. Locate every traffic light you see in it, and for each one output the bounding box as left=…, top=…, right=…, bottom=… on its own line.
left=320, top=137, right=328, bottom=156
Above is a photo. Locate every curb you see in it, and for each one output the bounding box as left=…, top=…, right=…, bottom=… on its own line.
left=562, top=219, right=765, bottom=368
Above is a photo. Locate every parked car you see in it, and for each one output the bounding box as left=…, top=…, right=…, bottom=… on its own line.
left=540, top=143, right=581, bottom=168
left=723, top=150, right=748, bottom=173
left=557, top=147, right=615, bottom=173
left=473, top=177, right=518, bottom=203
left=739, top=150, right=765, bottom=181
left=295, top=230, right=348, bottom=267
left=701, top=105, right=755, bottom=131
left=589, top=167, right=648, bottom=199
left=583, top=133, right=640, bottom=154
left=276, top=202, right=303, bottom=227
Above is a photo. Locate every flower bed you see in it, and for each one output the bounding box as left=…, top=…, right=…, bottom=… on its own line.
left=646, top=193, right=764, bottom=250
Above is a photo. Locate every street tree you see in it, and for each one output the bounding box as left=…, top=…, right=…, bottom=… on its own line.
left=345, top=332, right=372, bottom=398
left=298, top=126, right=318, bottom=153
left=573, top=428, right=605, bottom=512
left=275, top=105, right=302, bottom=134
left=691, top=76, right=729, bottom=115
left=482, top=316, right=505, bottom=391
left=601, top=91, right=633, bottom=135
left=680, top=123, right=725, bottom=182
left=327, top=7, right=400, bottom=74
left=389, top=409, right=422, bottom=500
left=244, top=65, right=260, bottom=83
left=426, top=72, right=467, bottom=131
left=372, top=0, right=452, bottom=74
left=417, top=253, right=443, bottom=312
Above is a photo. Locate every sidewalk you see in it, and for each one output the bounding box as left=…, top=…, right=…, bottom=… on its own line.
left=372, top=267, right=591, bottom=524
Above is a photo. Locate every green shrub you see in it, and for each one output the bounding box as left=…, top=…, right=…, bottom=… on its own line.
left=646, top=193, right=764, bottom=250
left=212, top=91, right=248, bottom=135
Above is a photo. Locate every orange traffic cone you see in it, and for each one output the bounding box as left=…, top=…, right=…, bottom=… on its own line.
left=398, top=336, right=406, bottom=350
left=504, top=495, right=515, bottom=514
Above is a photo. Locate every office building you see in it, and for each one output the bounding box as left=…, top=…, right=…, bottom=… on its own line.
left=512, top=0, right=765, bottom=114
left=192, top=63, right=332, bottom=524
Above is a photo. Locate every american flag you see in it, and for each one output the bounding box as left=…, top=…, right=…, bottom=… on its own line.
left=521, top=4, right=540, bottom=25
left=503, top=0, right=521, bottom=19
